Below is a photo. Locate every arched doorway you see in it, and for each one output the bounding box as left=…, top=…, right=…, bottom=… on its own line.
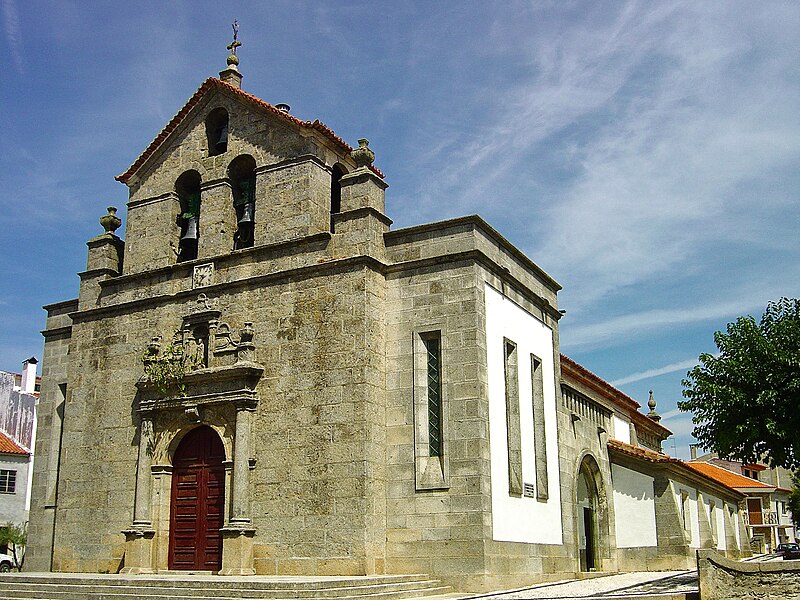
left=168, top=426, right=225, bottom=571
left=576, top=455, right=606, bottom=572
left=577, top=468, right=597, bottom=571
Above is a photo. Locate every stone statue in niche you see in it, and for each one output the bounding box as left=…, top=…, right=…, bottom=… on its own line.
left=186, top=325, right=210, bottom=369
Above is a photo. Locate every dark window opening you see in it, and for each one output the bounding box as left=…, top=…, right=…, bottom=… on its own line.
left=330, top=163, right=346, bottom=233
left=0, top=469, right=16, bottom=494
left=176, top=171, right=202, bottom=262
left=423, top=334, right=443, bottom=457
left=229, top=155, right=257, bottom=249
left=206, top=108, right=229, bottom=156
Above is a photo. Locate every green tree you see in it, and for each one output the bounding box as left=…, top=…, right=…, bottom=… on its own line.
left=0, top=522, right=26, bottom=571
left=679, top=298, right=800, bottom=469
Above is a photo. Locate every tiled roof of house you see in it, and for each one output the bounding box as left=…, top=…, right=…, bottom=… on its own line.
left=0, top=431, right=29, bottom=456
left=608, top=439, right=681, bottom=464
left=609, top=440, right=745, bottom=498
left=116, top=77, right=384, bottom=184
left=685, top=461, right=774, bottom=490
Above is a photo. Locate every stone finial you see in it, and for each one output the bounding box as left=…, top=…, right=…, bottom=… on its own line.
left=351, top=138, right=375, bottom=169
left=100, top=206, right=122, bottom=235
left=647, top=390, right=662, bottom=423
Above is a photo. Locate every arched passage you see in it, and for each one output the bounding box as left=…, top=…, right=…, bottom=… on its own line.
left=168, top=425, right=226, bottom=571
left=576, top=454, right=608, bottom=572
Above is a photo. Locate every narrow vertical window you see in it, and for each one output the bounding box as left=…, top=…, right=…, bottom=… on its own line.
left=424, top=334, right=442, bottom=457
left=531, top=354, right=548, bottom=500
left=504, top=339, right=522, bottom=495
left=414, top=329, right=448, bottom=490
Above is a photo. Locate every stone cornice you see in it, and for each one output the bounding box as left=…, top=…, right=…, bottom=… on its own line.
left=385, top=215, right=562, bottom=293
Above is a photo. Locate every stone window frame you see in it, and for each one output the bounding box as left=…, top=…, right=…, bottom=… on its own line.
left=413, top=327, right=449, bottom=490
left=530, top=352, right=548, bottom=501
left=0, top=469, right=16, bottom=494
left=708, top=500, right=717, bottom=544
left=504, top=337, right=522, bottom=496
left=680, top=490, right=690, bottom=531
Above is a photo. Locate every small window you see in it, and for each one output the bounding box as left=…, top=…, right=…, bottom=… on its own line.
left=0, top=470, right=16, bottom=494
left=206, top=107, right=229, bottom=156
left=423, top=334, right=443, bottom=457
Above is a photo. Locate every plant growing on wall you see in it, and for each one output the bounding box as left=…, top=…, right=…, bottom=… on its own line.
left=142, top=342, right=190, bottom=398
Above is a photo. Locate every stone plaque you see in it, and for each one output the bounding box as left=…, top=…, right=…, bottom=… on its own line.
left=193, top=263, right=214, bottom=288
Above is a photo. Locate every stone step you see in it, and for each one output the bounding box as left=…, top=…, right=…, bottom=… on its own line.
left=0, top=573, right=451, bottom=600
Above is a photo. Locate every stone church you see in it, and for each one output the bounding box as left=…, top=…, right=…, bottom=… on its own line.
left=27, top=45, right=749, bottom=592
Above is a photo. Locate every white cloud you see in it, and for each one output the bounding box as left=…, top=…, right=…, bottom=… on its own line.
left=2, top=0, right=24, bottom=74
left=609, top=358, right=699, bottom=387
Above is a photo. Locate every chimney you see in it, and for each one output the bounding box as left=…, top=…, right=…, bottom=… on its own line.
left=689, top=443, right=698, bottom=460
left=275, top=103, right=291, bottom=113
left=21, top=357, right=38, bottom=394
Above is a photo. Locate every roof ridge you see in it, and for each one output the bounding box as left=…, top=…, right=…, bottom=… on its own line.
left=117, top=78, right=384, bottom=184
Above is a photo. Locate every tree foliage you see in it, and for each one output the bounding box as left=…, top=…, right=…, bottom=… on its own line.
left=0, top=522, right=26, bottom=571
left=679, top=298, right=800, bottom=469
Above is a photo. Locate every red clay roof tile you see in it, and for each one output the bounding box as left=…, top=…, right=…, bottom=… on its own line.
left=0, top=431, right=29, bottom=456
left=116, top=78, right=384, bottom=184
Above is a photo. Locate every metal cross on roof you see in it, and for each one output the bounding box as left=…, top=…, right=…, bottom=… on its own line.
left=227, top=20, right=241, bottom=55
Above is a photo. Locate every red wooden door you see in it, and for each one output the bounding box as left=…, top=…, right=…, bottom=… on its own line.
left=169, top=426, right=226, bottom=571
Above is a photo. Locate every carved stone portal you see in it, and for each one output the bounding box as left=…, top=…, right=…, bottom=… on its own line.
left=128, top=294, right=263, bottom=575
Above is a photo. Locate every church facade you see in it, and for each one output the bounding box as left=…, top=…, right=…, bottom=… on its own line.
left=27, top=55, right=749, bottom=591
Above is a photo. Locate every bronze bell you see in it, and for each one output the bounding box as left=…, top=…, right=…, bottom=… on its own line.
left=181, top=215, right=199, bottom=241
left=215, top=123, right=228, bottom=153
left=238, top=202, right=254, bottom=225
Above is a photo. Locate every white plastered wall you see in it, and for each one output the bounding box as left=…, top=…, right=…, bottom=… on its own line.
left=485, top=284, right=562, bottom=544
left=701, top=493, right=727, bottom=551
left=611, top=415, right=631, bottom=444
left=611, top=464, right=657, bottom=547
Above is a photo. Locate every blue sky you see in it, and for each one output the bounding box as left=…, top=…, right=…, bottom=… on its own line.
left=1, top=1, right=798, bottom=459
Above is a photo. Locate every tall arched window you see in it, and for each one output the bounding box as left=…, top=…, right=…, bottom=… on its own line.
left=330, top=163, right=347, bottom=233
left=228, top=155, right=256, bottom=249
left=205, top=108, right=229, bottom=157
left=175, top=170, right=202, bottom=262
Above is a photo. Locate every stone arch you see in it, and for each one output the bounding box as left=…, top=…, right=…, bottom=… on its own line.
left=153, top=414, right=233, bottom=466
left=330, top=163, right=348, bottom=232
left=228, top=154, right=257, bottom=249
left=206, top=107, right=229, bottom=156
left=574, top=452, right=610, bottom=572
left=175, top=170, right=202, bottom=262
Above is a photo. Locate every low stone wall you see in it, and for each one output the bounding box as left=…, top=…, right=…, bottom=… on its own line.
left=697, top=549, right=800, bottom=599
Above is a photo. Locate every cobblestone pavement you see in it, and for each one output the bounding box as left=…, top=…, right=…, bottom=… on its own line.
left=459, top=571, right=698, bottom=599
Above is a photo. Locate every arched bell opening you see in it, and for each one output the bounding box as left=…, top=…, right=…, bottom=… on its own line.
left=228, top=155, right=257, bottom=249
left=167, top=425, right=226, bottom=572
left=206, top=108, right=229, bottom=156
left=175, top=170, right=202, bottom=262
left=330, top=163, right=347, bottom=233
